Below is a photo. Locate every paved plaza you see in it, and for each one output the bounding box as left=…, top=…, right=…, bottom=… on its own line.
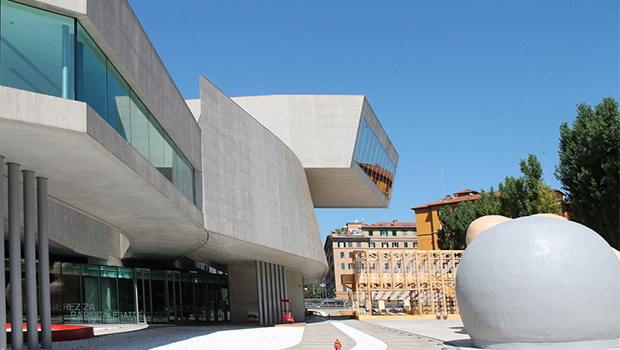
left=52, top=316, right=476, bottom=350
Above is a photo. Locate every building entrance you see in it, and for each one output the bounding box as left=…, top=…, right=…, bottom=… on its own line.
left=36, top=261, right=230, bottom=324
left=166, top=271, right=182, bottom=323
left=136, top=268, right=152, bottom=323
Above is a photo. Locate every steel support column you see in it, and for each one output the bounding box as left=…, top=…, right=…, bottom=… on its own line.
left=8, top=163, right=23, bottom=350
left=37, top=177, right=51, bottom=349
left=0, top=157, right=6, bottom=350
left=23, top=170, right=38, bottom=350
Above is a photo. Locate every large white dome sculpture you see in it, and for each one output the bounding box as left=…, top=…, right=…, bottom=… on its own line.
left=456, top=216, right=620, bottom=349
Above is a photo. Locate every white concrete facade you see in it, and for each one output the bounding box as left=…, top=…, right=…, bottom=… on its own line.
left=0, top=0, right=397, bottom=328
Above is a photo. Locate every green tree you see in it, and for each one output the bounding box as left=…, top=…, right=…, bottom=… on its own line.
left=304, top=283, right=326, bottom=299
left=437, top=154, right=561, bottom=249
left=437, top=189, right=500, bottom=250
left=555, top=97, right=620, bottom=249
left=499, top=154, right=562, bottom=218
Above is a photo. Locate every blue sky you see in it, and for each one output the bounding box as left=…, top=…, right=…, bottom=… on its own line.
left=128, top=0, right=619, bottom=241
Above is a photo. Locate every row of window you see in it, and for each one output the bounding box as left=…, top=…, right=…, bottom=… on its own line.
left=369, top=230, right=417, bottom=237
left=0, top=0, right=196, bottom=203
left=336, top=241, right=418, bottom=248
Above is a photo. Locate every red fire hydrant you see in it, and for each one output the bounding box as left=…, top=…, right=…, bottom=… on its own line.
left=334, top=339, right=342, bottom=350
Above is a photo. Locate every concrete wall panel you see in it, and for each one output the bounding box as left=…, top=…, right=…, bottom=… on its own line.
left=198, top=76, right=326, bottom=280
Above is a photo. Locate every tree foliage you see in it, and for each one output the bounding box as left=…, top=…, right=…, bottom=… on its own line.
left=437, top=155, right=561, bottom=250
left=555, top=97, right=620, bottom=249
left=437, top=189, right=499, bottom=250
left=499, top=154, right=562, bottom=218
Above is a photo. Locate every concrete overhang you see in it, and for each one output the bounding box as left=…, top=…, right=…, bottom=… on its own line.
left=189, top=232, right=326, bottom=283
left=232, top=95, right=398, bottom=209
left=0, top=87, right=207, bottom=261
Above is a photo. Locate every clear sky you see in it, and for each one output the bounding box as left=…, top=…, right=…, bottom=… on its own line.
left=127, top=0, right=619, bottom=242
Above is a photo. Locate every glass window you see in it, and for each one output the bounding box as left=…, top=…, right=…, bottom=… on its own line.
left=129, top=90, right=150, bottom=158
left=369, top=242, right=375, bottom=248
left=118, top=267, right=136, bottom=323
left=392, top=231, right=397, bottom=236
left=337, top=242, right=345, bottom=248
left=381, top=242, right=388, bottom=248
left=403, top=231, right=407, bottom=236
left=347, top=242, right=352, bottom=248
left=353, top=118, right=396, bottom=199
left=349, top=252, right=353, bottom=258
left=150, top=115, right=173, bottom=179
left=81, top=264, right=102, bottom=324
left=0, top=3, right=197, bottom=204
left=340, top=252, right=345, bottom=258
left=181, top=272, right=196, bottom=322
left=369, top=232, right=373, bottom=236
left=100, top=266, right=119, bottom=324
left=50, top=262, right=63, bottom=324
left=348, top=263, right=353, bottom=270
left=356, top=242, right=361, bottom=248
left=341, top=263, right=345, bottom=270
left=76, top=23, right=108, bottom=121
left=0, top=0, right=75, bottom=98
left=60, top=263, right=82, bottom=323
left=392, top=242, right=399, bottom=248
left=404, top=242, right=409, bottom=248
left=414, top=242, right=418, bottom=248
left=380, top=231, right=388, bottom=237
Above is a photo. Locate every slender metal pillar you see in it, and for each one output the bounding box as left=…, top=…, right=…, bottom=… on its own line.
left=275, top=266, right=281, bottom=323
left=37, top=177, right=51, bottom=350
left=23, top=170, right=38, bottom=350
left=255, top=261, right=263, bottom=325
left=270, top=264, right=277, bottom=323
left=8, top=163, right=23, bottom=350
left=0, top=157, right=6, bottom=350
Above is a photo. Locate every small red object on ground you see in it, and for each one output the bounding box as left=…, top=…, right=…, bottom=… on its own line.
left=6, top=324, right=94, bottom=343
left=334, top=338, right=342, bottom=350
left=281, top=299, right=294, bottom=323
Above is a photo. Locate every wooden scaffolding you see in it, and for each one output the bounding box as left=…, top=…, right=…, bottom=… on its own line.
left=341, top=250, right=464, bottom=318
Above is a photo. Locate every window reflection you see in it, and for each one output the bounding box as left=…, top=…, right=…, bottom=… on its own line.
left=353, top=119, right=395, bottom=199
left=0, top=1, right=196, bottom=204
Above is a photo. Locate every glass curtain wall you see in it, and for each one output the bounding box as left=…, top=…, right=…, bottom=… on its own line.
left=353, top=118, right=396, bottom=199
left=0, top=0, right=196, bottom=203
left=35, top=261, right=230, bottom=324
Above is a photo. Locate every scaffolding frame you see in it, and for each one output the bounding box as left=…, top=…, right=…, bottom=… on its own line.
left=342, top=250, right=464, bottom=317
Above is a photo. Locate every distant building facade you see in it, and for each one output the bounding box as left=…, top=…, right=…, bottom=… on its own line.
left=324, top=221, right=417, bottom=299
left=412, top=189, right=566, bottom=250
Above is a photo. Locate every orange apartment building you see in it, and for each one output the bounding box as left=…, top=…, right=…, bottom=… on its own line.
left=324, top=220, right=417, bottom=299
left=412, top=189, right=566, bottom=250
left=411, top=189, right=484, bottom=250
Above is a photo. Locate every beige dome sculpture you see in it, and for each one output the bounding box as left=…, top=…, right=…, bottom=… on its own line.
left=465, top=215, right=510, bottom=246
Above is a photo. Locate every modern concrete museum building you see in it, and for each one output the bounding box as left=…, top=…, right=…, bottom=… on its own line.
left=0, top=0, right=397, bottom=335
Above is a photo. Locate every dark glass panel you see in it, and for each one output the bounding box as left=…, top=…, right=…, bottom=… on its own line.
left=150, top=270, right=167, bottom=323
left=181, top=272, right=196, bottom=322
left=50, top=262, right=63, bottom=324
left=61, top=263, right=82, bottom=323
left=81, top=264, right=102, bottom=323
left=118, top=267, right=136, bottom=323
left=100, top=266, right=119, bottom=323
